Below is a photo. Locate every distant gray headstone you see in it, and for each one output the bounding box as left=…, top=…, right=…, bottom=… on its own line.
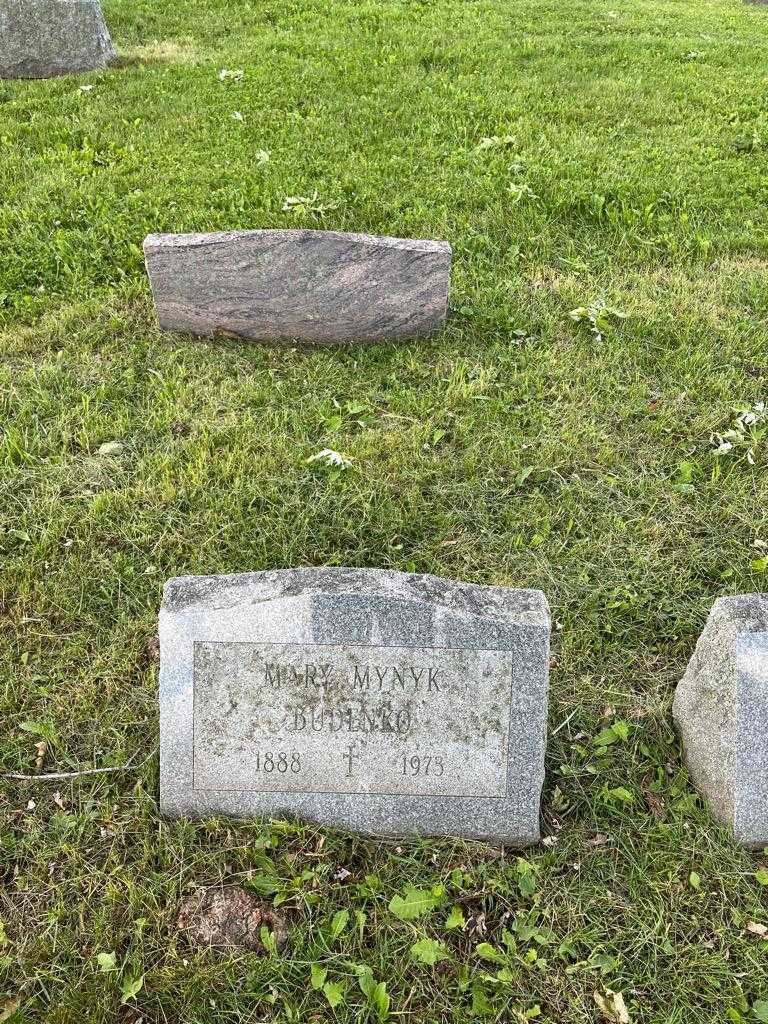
left=160, top=568, right=549, bottom=844
left=673, top=594, right=768, bottom=846
left=0, top=0, right=115, bottom=79
left=143, top=229, right=452, bottom=345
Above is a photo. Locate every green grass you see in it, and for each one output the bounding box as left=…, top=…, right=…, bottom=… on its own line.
left=2, top=0, right=768, bottom=1020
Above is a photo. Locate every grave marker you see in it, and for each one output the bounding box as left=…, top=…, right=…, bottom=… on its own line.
left=143, top=229, right=452, bottom=345
left=673, top=594, right=768, bottom=846
left=160, top=568, right=549, bottom=843
left=0, top=0, right=114, bottom=79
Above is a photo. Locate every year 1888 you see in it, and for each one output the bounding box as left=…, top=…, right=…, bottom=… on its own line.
left=254, top=752, right=301, bottom=773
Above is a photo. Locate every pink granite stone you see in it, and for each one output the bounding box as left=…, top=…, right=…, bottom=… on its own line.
left=143, top=229, right=452, bottom=345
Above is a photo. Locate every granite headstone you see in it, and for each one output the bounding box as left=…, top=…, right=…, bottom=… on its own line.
left=673, top=594, right=768, bottom=846
left=160, top=568, right=549, bottom=843
left=0, top=0, right=114, bottom=79
left=143, top=229, right=452, bottom=344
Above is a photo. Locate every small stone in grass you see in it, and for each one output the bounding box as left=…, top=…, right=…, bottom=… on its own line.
left=97, top=441, right=124, bottom=456
left=177, top=886, right=288, bottom=953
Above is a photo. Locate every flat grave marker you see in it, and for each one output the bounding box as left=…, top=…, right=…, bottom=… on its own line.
left=160, top=568, right=549, bottom=843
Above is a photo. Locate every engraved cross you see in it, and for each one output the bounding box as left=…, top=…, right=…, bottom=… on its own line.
left=343, top=744, right=360, bottom=778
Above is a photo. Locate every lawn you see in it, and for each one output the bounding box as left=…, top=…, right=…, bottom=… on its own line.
left=2, top=0, right=768, bottom=1020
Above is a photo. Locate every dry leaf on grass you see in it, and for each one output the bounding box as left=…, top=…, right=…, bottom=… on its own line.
left=0, top=997, right=21, bottom=1023
left=594, top=988, right=631, bottom=1023
left=587, top=833, right=610, bottom=847
left=746, top=921, right=768, bottom=938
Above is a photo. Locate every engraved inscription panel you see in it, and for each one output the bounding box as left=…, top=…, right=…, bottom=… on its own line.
left=192, top=642, right=514, bottom=797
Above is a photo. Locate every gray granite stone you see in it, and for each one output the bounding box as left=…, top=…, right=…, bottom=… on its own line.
left=143, top=229, right=452, bottom=345
left=0, top=0, right=114, bottom=79
left=160, top=568, right=549, bottom=844
left=672, top=594, right=768, bottom=846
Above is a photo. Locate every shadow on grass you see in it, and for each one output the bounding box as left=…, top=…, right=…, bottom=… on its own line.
left=109, top=39, right=199, bottom=71
left=109, top=55, right=162, bottom=71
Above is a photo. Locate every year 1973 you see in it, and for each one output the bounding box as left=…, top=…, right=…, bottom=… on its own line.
left=401, top=754, right=444, bottom=777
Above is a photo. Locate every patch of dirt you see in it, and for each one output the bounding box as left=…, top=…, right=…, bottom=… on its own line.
left=138, top=635, right=160, bottom=669
left=177, top=885, right=289, bottom=953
